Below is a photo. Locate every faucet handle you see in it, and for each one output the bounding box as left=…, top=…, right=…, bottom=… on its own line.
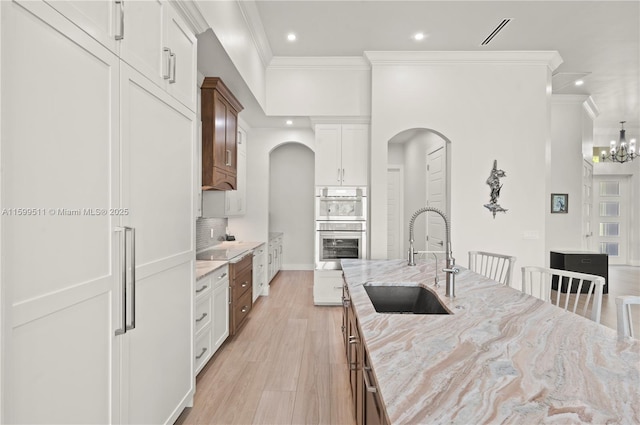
left=442, top=267, right=460, bottom=274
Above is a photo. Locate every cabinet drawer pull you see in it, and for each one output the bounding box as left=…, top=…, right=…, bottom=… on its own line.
left=115, top=0, right=124, bottom=40
left=241, top=281, right=249, bottom=288
left=226, top=149, right=232, bottom=166
left=363, top=366, right=377, bottom=393
left=241, top=306, right=249, bottom=313
left=196, top=312, right=208, bottom=322
left=169, top=52, right=176, bottom=84
left=162, top=47, right=171, bottom=80
left=195, top=347, right=208, bottom=360
left=196, top=285, right=208, bottom=293
left=218, top=272, right=227, bottom=279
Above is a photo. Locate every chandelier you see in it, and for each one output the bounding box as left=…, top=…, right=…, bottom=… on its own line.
left=601, top=121, right=636, bottom=163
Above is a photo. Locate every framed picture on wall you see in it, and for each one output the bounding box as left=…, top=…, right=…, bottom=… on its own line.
left=551, top=193, right=568, bottom=213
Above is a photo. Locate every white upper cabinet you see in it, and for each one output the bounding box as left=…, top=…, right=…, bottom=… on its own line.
left=119, top=0, right=166, bottom=89
left=164, top=5, right=198, bottom=110
left=45, top=0, right=197, bottom=112
left=315, top=124, right=369, bottom=187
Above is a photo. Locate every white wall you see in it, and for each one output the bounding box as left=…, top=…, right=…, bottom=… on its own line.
left=197, top=1, right=267, bottom=108
left=228, top=127, right=315, bottom=261
left=266, top=57, right=370, bottom=116
left=368, top=52, right=561, bottom=287
left=547, top=95, right=595, bottom=255
left=269, top=143, right=315, bottom=269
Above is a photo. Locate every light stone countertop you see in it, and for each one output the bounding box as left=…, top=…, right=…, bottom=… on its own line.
left=195, top=260, right=227, bottom=281
left=341, top=258, right=640, bottom=424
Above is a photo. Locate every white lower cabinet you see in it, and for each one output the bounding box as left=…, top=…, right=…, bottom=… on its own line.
left=314, top=270, right=344, bottom=305
left=195, top=265, right=229, bottom=376
left=268, top=235, right=283, bottom=283
left=252, top=244, right=267, bottom=301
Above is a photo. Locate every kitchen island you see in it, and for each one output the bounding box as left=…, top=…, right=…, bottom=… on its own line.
left=341, top=259, right=640, bottom=424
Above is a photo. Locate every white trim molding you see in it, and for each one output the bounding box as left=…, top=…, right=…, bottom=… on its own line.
left=309, top=116, right=371, bottom=126
left=237, top=0, right=273, bottom=67
left=170, top=0, right=209, bottom=34
left=364, top=50, right=563, bottom=72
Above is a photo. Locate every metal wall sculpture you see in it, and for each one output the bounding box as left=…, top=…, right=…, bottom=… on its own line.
left=484, top=160, right=508, bottom=218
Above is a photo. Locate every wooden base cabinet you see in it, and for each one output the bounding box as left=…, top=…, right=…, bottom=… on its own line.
left=343, top=282, right=389, bottom=425
left=229, top=254, right=253, bottom=335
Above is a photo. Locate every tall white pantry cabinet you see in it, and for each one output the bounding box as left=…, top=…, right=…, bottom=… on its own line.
left=0, top=1, right=198, bottom=424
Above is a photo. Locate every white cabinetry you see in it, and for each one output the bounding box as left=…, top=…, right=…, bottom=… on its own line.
left=195, top=265, right=229, bottom=375
left=268, top=235, right=283, bottom=283
left=202, top=127, right=247, bottom=217
left=0, top=1, right=197, bottom=423
left=315, top=124, right=369, bottom=186
left=252, top=244, right=267, bottom=301
left=314, top=270, right=344, bottom=305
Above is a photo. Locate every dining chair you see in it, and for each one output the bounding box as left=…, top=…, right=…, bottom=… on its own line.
left=468, top=251, right=516, bottom=286
left=616, top=295, right=640, bottom=339
left=521, top=266, right=604, bottom=324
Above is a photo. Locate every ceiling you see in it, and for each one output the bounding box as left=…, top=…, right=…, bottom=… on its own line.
left=203, top=1, right=640, bottom=145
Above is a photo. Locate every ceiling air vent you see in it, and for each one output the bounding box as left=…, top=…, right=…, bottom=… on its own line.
left=481, top=19, right=511, bottom=46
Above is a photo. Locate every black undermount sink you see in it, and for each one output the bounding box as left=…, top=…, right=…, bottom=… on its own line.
left=364, top=284, right=451, bottom=315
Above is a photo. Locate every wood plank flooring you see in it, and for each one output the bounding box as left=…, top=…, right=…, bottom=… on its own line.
left=176, top=266, right=639, bottom=425
left=175, top=271, right=355, bottom=425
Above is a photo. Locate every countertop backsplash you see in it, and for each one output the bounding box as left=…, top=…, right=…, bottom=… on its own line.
left=196, top=217, right=228, bottom=252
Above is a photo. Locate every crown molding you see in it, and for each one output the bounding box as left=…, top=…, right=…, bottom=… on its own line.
left=169, top=0, right=209, bottom=35
left=269, top=56, right=370, bottom=71
left=237, top=0, right=273, bottom=67
left=364, top=51, right=563, bottom=71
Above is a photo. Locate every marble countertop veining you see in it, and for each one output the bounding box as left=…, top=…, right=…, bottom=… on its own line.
left=196, top=241, right=264, bottom=280
left=341, top=259, right=640, bottom=425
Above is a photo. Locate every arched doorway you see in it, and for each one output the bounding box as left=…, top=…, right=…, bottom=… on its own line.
left=387, top=128, right=451, bottom=259
left=269, top=142, right=315, bottom=269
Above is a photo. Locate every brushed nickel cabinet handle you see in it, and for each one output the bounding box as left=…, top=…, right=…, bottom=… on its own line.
left=218, top=272, right=227, bottom=279
left=162, top=48, right=171, bottom=80
left=196, top=285, right=208, bottom=293
left=241, top=281, right=248, bottom=288
left=195, top=347, right=208, bottom=360
left=363, top=366, right=377, bottom=393
left=241, top=306, right=249, bottom=313
left=196, top=312, right=208, bottom=322
left=169, top=52, right=176, bottom=84
left=115, top=0, right=124, bottom=40
left=337, top=168, right=341, bottom=182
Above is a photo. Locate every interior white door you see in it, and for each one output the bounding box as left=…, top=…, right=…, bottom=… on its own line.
left=593, top=176, right=629, bottom=265
left=1, top=1, right=120, bottom=422
left=582, top=160, right=594, bottom=250
left=387, top=166, right=404, bottom=259
left=120, top=63, right=195, bottom=424
left=426, top=146, right=447, bottom=255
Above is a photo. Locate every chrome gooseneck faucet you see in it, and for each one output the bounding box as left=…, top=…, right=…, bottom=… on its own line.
left=408, top=207, right=459, bottom=297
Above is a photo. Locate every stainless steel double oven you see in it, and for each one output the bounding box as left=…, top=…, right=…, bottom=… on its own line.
left=315, top=187, right=367, bottom=270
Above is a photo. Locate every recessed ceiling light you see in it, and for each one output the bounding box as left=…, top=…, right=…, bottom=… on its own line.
left=575, top=80, right=584, bottom=86
left=287, top=33, right=297, bottom=42
left=413, top=32, right=425, bottom=41
left=286, top=120, right=293, bottom=126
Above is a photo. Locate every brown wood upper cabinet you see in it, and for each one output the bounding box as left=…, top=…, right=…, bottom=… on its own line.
left=201, top=77, right=244, bottom=190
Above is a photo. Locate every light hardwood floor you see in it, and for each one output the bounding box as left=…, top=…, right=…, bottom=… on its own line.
left=176, top=271, right=355, bottom=425
left=176, top=266, right=638, bottom=425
